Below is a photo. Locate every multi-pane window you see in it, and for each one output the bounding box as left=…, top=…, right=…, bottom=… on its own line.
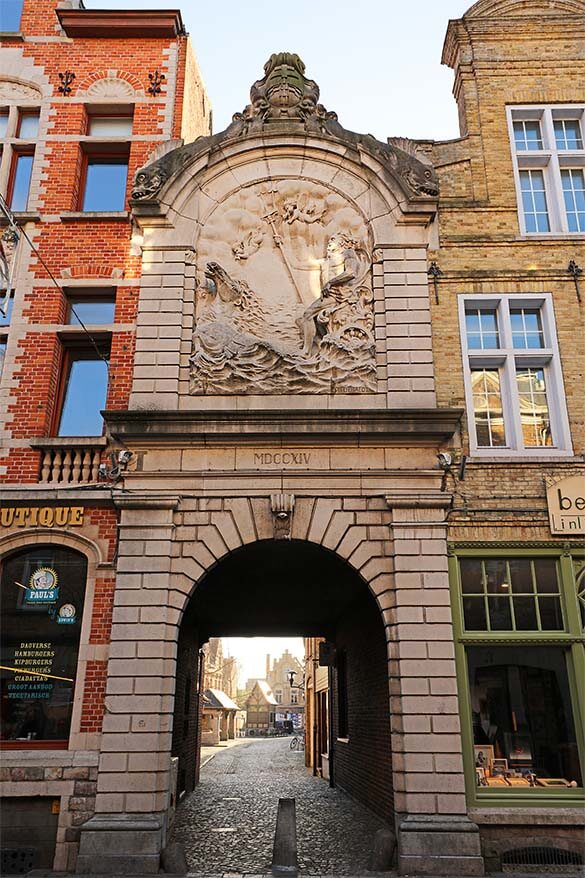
left=1, top=107, right=40, bottom=212
left=451, top=550, right=585, bottom=798
left=519, top=170, right=550, bottom=233
left=80, top=109, right=133, bottom=212
left=561, top=169, right=585, bottom=232
left=459, top=295, right=571, bottom=455
left=508, top=106, right=585, bottom=235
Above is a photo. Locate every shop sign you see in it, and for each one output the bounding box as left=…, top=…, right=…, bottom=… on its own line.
left=24, top=568, right=59, bottom=604
left=0, top=506, right=84, bottom=528
left=546, top=475, right=585, bottom=535
left=57, top=603, right=77, bottom=625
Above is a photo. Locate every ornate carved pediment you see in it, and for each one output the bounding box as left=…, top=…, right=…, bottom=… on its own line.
left=0, top=80, right=42, bottom=101
left=130, top=54, right=438, bottom=203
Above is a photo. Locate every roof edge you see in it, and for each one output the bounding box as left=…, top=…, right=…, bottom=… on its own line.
left=56, top=8, right=186, bottom=39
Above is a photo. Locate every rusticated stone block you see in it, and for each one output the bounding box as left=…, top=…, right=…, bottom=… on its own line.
left=75, top=781, right=98, bottom=796
left=63, top=766, right=90, bottom=780
left=69, top=796, right=97, bottom=811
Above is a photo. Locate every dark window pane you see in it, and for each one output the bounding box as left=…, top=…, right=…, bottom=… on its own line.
left=82, top=159, right=128, bottom=212
left=0, top=546, right=86, bottom=743
left=463, top=597, right=487, bottom=631
left=58, top=356, right=108, bottom=437
left=460, top=558, right=484, bottom=594
left=68, top=298, right=115, bottom=325
left=538, top=596, right=564, bottom=631
left=534, top=558, right=559, bottom=594
left=10, top=154, right=33, bottom=211
left=468, top=646, right=582, bottom=788
left=485, top=558, right=509, bottom=594
left=488, top=595, right=513, bottom=630
left=509, top=559, right=533, bottom=594
left=513, top=596, right=538, bottom=630
left=1, top=0, right=24, bottom=31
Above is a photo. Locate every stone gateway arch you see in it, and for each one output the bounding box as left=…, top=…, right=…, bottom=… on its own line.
left=77, top=54, right=483, bottom=876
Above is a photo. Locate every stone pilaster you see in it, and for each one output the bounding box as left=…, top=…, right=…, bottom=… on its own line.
left=386, top=492, right=483, bottom=877
left=77, top=496, right=180, bottom=874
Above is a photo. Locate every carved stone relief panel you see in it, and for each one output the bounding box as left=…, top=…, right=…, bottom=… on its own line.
left=190, top=179, right=376, bottom=395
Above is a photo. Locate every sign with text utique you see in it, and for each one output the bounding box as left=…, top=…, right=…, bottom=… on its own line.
left=547, top=475, right=585, bottom=535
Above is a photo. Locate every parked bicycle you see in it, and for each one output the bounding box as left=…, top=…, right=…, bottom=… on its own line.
left=289, top=735, right=305, bottom=751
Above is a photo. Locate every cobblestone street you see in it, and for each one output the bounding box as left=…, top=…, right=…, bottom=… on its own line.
left=171, top=737, right=391, bottom=876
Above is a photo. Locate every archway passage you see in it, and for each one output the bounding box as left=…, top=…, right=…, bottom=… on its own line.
left=172, top=539, right=394, bottom=870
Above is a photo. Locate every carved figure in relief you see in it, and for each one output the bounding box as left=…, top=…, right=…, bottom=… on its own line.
left=282, top=197, right=327, bottom=225
left=297, top=234, right=359, bottom=355
left=190, top=179, right=377, bottom=396
left=232, top=228, right=264, bottom=261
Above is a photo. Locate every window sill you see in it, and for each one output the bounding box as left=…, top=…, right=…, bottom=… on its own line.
left=60, top=211, right=129, bottom=222
left=0, top=211, right=40, bottom=224
left=516, top=233, right=585, bottom=241
left=467, top=451, right=575, bottom=463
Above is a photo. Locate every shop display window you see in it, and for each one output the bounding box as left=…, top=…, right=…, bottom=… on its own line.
left=469, top=646, right=582, bottom=790
left=452, top=549, right=585, bottom=802
left=0, top=546, right=87, bottom=747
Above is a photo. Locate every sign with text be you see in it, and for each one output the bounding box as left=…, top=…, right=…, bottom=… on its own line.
left=546, top=475, right=585, bottom=535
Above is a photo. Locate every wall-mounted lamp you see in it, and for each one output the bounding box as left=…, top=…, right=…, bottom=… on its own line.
left=568, top=260, right=583, bottom=304
left=287, top=670, right=305, bottom=690
left=428, top=261, right=442, bottom=305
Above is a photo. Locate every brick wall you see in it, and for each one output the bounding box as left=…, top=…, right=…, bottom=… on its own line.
left=333, top=594, right=393, bottom=824
left=172, top=622, right=201, bottom=797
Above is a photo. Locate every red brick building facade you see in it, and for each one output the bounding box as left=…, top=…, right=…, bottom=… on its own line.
left=0, top=1, right=208, bottom=869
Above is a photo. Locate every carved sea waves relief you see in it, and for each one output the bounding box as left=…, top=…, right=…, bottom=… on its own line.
left=190, top=180, right=376, bottom=395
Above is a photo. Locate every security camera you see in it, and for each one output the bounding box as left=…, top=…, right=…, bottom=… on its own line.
left=437, top=452, right=452, bottom=469
left=118, top=450, right=133, bottom=466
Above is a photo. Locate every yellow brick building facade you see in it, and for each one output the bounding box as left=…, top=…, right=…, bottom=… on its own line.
left=429, top=0, right=584, bottom=868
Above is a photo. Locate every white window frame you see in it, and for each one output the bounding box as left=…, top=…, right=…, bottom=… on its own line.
left=507, top=104, right=585, bottom=236
left=459, top=294, right=572, bottom=458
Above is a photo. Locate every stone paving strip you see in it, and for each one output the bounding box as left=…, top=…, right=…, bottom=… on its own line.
left=171, top=737, right=391, bottom=876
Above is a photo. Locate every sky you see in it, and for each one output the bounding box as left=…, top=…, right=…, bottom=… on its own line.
left=224, top=637, right=305, bottom=688
left=84, top=0, right=470, bottom=687
left=86, top=0, right=472, bottom=142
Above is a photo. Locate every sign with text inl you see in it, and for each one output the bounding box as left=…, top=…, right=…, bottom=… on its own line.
left=546, top=475, right=585, bottom=535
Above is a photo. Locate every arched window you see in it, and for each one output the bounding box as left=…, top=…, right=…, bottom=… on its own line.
left=0, top=545, right=87, bottom=748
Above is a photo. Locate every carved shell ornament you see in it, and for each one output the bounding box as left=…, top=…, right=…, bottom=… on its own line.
left=130, top=54, right=439, bottom=203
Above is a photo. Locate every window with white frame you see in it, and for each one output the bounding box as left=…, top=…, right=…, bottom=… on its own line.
left=459, top=295, right=572, bottom=456
left=508, top=105, right=585, bottom=235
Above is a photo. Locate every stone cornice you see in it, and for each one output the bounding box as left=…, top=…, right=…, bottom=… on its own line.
left=104, top=408, right=463, bottom=446
left=56, top=9, right=185, bottom=39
